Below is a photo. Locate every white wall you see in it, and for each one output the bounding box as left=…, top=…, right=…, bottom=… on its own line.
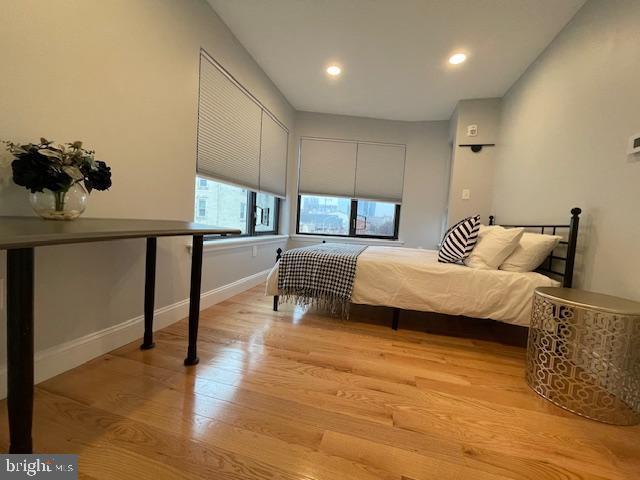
left=492, top=0, right=640, bottom=300
left=292, top=112, right=451, bottom=249
left=447, top=98, right=501, bottom=225
left=0, top=0, right=294, bottom=392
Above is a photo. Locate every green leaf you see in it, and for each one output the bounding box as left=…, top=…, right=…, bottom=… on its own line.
left=38, top=148, right=62, bottom=159
left=83, top=155, right=96, bottom=169
left=63, top=166, right=84, bottom=181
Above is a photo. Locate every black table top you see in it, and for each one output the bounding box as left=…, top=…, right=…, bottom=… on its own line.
left=0, top=216, right=242, bottom=249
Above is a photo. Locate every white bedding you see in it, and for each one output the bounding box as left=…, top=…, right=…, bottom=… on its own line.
left=265, top=247, right=560, bottom=326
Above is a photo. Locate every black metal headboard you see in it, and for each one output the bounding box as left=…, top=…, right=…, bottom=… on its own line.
left=488, top=207, right=581, bottom=288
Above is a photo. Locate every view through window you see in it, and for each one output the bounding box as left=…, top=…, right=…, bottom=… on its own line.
left=298, top=195, right=351, bottom=235
left=355, top=200, right=396, bottom=237
left=255, top=192, right=277, bottom=233
left=195, top=177, right=248, bottom=234
left=298, top=194, right=398, bottom=238
left=195, top=176, right=279, bottom=236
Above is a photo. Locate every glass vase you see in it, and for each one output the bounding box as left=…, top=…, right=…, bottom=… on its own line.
left=30, top=183, right=88, bottom=220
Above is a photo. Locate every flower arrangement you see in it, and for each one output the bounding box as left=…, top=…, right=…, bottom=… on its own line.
left=3, top=138, right=112, bottom=220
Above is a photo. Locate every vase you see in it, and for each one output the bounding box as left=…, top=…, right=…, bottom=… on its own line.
left=30, top=183, right=88, bottom=220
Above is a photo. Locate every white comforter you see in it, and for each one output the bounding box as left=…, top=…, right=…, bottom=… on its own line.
left=266, top=247, right=559, bottom=326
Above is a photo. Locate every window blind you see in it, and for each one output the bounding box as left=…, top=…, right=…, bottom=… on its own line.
left=298, top=137, right=406, bottom=203
left=197, top=52, right=261, bottom=191
left=355, top=143, right=405, bottom=203
left=298, top=138, right=357, bottom=197
left=197, top=51, right=288, bottom=196
left=259, top=111, right=288, bottom=197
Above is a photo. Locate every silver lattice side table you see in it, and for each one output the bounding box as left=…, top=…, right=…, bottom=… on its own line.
left=527, top=287, right=640, bottom=425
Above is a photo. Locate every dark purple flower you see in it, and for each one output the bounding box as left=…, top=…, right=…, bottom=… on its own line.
left=11, top=150, right=71, bottom=193
left=84, top=160, right=112, bottom=192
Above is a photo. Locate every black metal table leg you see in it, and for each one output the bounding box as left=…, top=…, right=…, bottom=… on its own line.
left=392, top=308, right=400, bottom=331
left=273, top=248, right=282, bottom=312
left=184, top=235, right=203, bottom=366
left=140, top=237, right=157, bottom=350
left=7, top=247, right=34, bottom=454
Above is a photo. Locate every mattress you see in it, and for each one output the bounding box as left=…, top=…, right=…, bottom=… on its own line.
left=265, top=246, right=560, bottom=326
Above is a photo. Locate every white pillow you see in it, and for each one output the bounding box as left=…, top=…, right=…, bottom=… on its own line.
left=464, top=225, right=524, bottom=270
left=500, top=232, right=562, bottom=272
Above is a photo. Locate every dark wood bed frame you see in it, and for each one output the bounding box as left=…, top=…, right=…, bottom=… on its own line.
left=273, top=207, right=582, bottom=330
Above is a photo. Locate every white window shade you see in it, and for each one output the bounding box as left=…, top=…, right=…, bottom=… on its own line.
left=299, top=138, right=357, bottom=197
left=197, top=52, right=261, bottom=191
left=259, top=111, right=288, bottom=197
left=355, top=143, right=406, bottom=203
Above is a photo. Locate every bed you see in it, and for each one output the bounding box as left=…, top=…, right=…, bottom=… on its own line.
left=266, top=208, right=581, bottom=328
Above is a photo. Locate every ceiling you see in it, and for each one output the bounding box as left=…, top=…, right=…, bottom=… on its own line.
left=207, top=0, right=585, bottom=121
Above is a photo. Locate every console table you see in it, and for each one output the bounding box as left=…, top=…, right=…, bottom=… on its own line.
left=0, top=217, right=241, bottom=453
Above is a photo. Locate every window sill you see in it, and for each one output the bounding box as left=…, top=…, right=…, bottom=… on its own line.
left=290, top=234, right=405, bottom=247
left=187, top=234, right=288, bottom=253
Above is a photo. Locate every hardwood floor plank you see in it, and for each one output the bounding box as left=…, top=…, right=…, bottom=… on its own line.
left=18, top=389, right=316, bottom=480
left=83, top=382, right=396, bottom=480
left=319, top=430, right=511, bottom=480
left=392, top=406, right=626, bottom=479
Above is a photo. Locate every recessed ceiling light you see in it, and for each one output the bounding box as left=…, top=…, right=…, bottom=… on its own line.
left=326, top=65, right=342, bottom=76
left=448, top=53, right=467, bottom=65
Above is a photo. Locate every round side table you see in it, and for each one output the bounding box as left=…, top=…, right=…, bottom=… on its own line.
left=527, top=287, right=640, bottom=425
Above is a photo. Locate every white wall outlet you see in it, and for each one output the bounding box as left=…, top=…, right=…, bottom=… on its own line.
left=252, top=245, right=258, bottom=257
left=467, top=124, right=478, bottom=137
left=462, top=189, right=471, bottom=200
left=628, top=133, right=640, bottom=155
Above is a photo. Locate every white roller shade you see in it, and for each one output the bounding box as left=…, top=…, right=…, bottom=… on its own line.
left=197, top=52, right=261, bottom=191
left=355, top=143, right=406, bottom=203
left=259, top=111, right=288, bottom=197
left=299, top=138, right=357, bottom=197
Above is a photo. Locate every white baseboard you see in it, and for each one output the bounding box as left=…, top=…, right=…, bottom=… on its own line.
left=0, top=268, right=270, bottom=399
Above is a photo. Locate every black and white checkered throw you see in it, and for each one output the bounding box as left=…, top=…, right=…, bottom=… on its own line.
left=277, top=243, right=367, bottom=317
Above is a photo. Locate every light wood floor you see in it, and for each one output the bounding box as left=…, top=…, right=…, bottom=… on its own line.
left=2, top=285, right=639, bottom=479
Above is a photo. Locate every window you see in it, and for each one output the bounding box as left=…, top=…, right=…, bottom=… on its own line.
left=197, top=50, right=288, bottom=197
left=297, top=195, right=400, bottom=239
left=194, top=51, right=286, bottom=239
left=255, top=192, right=278, bottom=234
left=298, top=195, right=351, bottom=235
left=195, top=177, right=248, bottom=234
left=194, top=176, right=279, bottom=237
left=196, top=197, right=207, bottom=220
left=296, top=137, right=404, bottom=240
left=355, top=200, right=397, bottom=237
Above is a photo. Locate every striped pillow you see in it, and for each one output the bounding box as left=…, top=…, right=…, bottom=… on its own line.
left=438, top=215, right=481, bottom=263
